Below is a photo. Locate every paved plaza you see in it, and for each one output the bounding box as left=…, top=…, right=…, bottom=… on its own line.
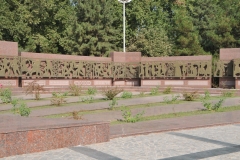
left=2, top=124, right=240, bottom=160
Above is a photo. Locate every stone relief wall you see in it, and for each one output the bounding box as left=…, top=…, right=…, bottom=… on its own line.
left=139, top=61, right=211, bottom=79
left=0, top=56, right=215, bottom=79
left=234, top=59, right=240, bottom=77
left=0, top=56, right=21, bottom=78
left=214, top=61, right=233, bottom=77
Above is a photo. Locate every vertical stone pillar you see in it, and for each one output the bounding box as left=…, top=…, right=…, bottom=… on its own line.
left=0, top=41, right=19, bottom=87
left=110, top=52, right=141, bottom=86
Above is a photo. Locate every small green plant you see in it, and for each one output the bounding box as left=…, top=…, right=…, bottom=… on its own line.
left=139, top=91, right=145, bottom=97
left=72, top=111, right=82, bottom=120
left=163, top=94, right=180, bottom=104
left=109, top=98, right=118, bottom=110
left=120, top=107, right=145, bottom=123
left=163, top=86, right=171, bottom=94
left=11, top=98, right=19, bottom=114
left=202, top=98, right=224, bottom=111
left=102, top=86, right=123, bottom=100
left=221, top=90, right=234, bottom=97
left=0, top=88, right=12, bottom=103
left=51, top=92, right=67, bottom=106
left=18, top=102, right=31, bottom=117
left=87, top=87, right=97, bottom=95
left=202, top=90, right=211, bottom=100
left=183, top=91, right=199, bottom=101
left=25, top=80, right=45, bottom=100
left=121, top=91, right=132, bottom=99
left=69, top=84, right=82, bottom=96
left=63, top=91, right=68, bottom=97
left=52, top=92, right=57, bottom=97
left=150, top=86, right=160, bottom=95
left=81, top=96, right=94, bottom=103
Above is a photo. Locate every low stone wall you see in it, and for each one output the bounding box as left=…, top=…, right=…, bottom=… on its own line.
left=0, top=115, right=109, bottom=158
left=141, top=78, right=211, bottom=88
left=6, top=40, right=240, bottom=89
left=22, top=79, right=112, bottom=87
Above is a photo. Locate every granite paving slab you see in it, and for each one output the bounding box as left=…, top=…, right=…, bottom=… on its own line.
left=0, top=114, right=107, bottom=133
left=3, top=124, right=240, bottom=159
left=110, top=110, right=240, bottom=138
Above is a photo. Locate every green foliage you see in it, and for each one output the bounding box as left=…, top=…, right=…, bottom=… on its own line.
left=1, top=0, right=240, bottom=56
left=171, top=4, right=206, bottom=56
left=120, top=107, right=144, bottom=123
left=121, top=91, right=133, bottom=99
left=0, top=0, right=76, bottom=54
left=221, top=90, right=235, bottom=97
left=87, top=87, right=97, bottom=95
left=139, top=92, right=145, bottom=97
left=109, top=98, right=118, bottom=110
left=163, top=94, right=180, bottom=104
left=202, top=99, right=225, bottom=111
left=102, top=86, right=123, bottom=100
left=51, top=92, right=67, bottom=106
left=81, top=96, right=94, bottom=103
left=163, top=87, right=172, bottom=94
left=128, top=27, right=172, bottom=57
left=69, top=84, right=82, bottom=96
left=183, top=91, right=199, bottom=101
left=70, top=0, right=122, bottom=56
left=11, top=98, right=19, bottom=114
left=202, top=90, right=211, bottom=100
left=0, top=88, right=12, bottom=103
left=150, top=86, right=160, bottom=95
left=18, top=102, right=31, bottom=117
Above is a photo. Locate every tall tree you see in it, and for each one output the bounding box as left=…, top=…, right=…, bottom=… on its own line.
left=188, top=0, right=236, bottom=55
left=71, top=0, right=122, bottom=56
left=127, top=0, right=173, bottom=57
left=0, top=0, right=76, bottom=54
left=170, top=0, right=205, bottom=56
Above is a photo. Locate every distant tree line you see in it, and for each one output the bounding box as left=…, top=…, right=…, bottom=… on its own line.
left=0, top=0, right=240, bottom=57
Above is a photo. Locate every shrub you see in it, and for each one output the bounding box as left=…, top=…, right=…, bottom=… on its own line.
left=121, top=91, right=132, bottom=99
left=183, top=91, right=199, bottom=101
left=221, top=90, right=235, bottom=97
left=25, top=80, right=45, bottom=100
left=0, top=88, right=12, bottom=103
left=120, top=107, right=144, bottom=123
left=139, top=91, right=145, bottom=97
left=18, top=102, right=31, bottom=117
left=163, top=86, right=171, bottom=94
left=87, top=87, right=97, bottom=95
left=51, top=92, right=67, bottom=106
left=202, top=90, right=211, bottom=100
left=72, top=111, right=82, bottom=120
left=102, top=86, right=123, bottom=100
left=163, top=94, right=180, bottom=104
left=63, top=91, right=68, bottom=97
left=202, top=98, right=224, bottom=111
left=69, top=84, right=82, bottom=96
left=150, top=86, right=160, bottom=95
left=109, top=98, right=118, bottom=110
left=81, top=96, right=94, bottom=103
left=11, top=98, right=19, bottom=114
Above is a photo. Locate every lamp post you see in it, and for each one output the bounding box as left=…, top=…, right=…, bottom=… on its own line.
left=118, top=0, right=132, bottom=52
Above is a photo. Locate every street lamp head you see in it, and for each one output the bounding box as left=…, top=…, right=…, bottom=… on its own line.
left=118, top=0, right=132, bottom=3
